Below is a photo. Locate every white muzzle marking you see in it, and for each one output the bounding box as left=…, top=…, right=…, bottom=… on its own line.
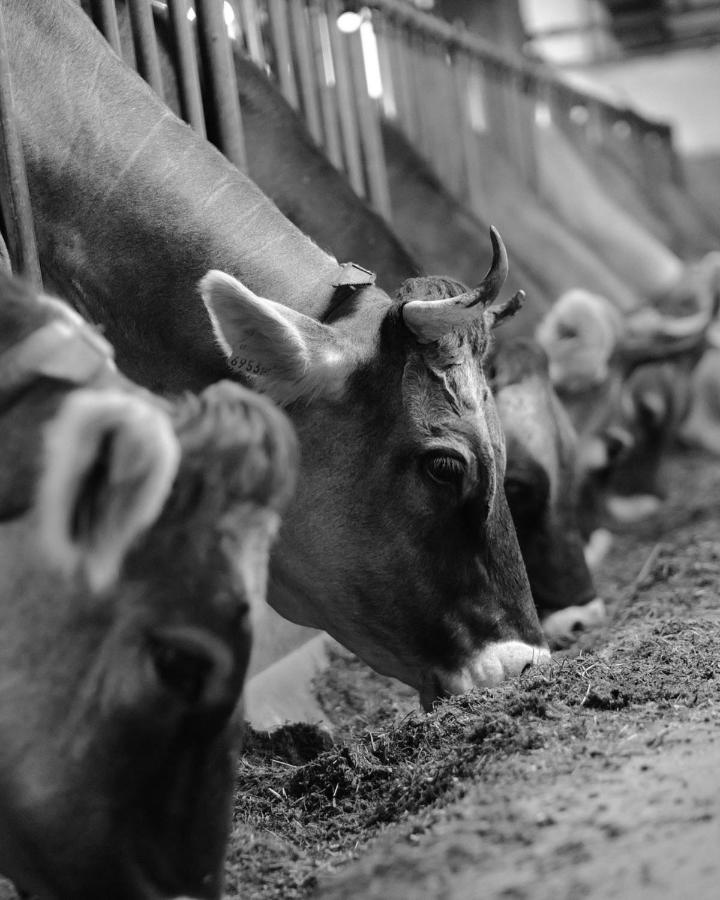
left=606, top=493, right=662, bottom=523
left=584, top=528, right=613, bottom=571
left=542, top=597, right=607, bottom=648
left=431, top=640, right=551, bottom=700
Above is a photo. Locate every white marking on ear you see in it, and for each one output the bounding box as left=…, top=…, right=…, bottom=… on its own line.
left=199, top=270, right=352, bottom=405
left=38, top=390, right=180, bottom=593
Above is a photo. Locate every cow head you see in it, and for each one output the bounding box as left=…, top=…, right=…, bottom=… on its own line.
left=0, top=277, right=296, bottom=899
left=489, top=338, right=605, bottom=648
left=535, top=288, right=623, bottom=394
left=201, top=228, right=550, bottom=707
left=603, top=361, right=687, bottom=523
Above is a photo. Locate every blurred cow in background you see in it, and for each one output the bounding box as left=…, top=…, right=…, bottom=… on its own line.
left=0, top=273, right=296, bottom=900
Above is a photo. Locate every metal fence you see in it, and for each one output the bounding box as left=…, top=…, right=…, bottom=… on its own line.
left=0, top=0, right=682, bottom=284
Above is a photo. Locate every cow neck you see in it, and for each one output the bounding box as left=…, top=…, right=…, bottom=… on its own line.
left=13, top=1, right=360, bottom=389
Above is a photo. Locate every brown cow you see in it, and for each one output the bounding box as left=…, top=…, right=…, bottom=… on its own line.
left=0, top=273, right=296, bottom=899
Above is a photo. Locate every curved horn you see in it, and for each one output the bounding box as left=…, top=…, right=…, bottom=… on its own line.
left=402, top=227, right=509, bottom=343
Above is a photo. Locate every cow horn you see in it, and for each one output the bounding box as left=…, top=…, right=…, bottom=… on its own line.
left=402, top=227, right=509, bottom=343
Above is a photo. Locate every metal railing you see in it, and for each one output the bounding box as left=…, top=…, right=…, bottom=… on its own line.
left=0, top=0, right=682, bottom=282
left=85, top=0, right=682, bottom=225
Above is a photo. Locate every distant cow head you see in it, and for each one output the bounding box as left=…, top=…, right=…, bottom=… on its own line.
left=605, top=359, right=691, bottom=523
left=489, top=337, right=605, bottom=648
left=0, top=277, right=296, bottom=899
left=535, top=288, right=622, bottom=394
left=201, top=228, right=550, bottom=707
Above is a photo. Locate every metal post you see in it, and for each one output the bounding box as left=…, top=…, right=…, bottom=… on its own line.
left=127, top=0, right=165, bottom=98
left=346, top=24, right=392, bottom=220
left=327, top=0, right=365, bottom=197
left=289, top=1, right=323, bottom=145
left=267, top=0, right=299, bottom=109
left=167, top=0, right=206, bottom=137
left=310, top=4, right=343, bottom=170
left=90, top=0, right=123, bottom=56
left=196, top=0, right=247, bottom=171
left=238, top=0, right=267, bottom=68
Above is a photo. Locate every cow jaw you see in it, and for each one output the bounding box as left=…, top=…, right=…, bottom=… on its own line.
left=420, top=640, right=551, bottom=710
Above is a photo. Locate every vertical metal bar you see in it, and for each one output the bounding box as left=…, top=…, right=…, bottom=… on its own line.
left=196, top=0, right=247, bottom=171
left=373, top=14, right=397, bottom=121
left=327, top=0, right=365, bottom=197
left=407, top=30, right=431, bottom=160
left=387, top=21, right=417, bottom=141
left=0, top=7, right=41, bottom=285
left=267, top=0, right=299, bottom=109
left=239, top=0, right=267, bottom=68
left=289, top=1, right=323, bottom=145
left=454, top=54, right=487, bottom=219
left=127, top=0, right=165, bottom=98
left=509, top=69, right=537, bottom=189
left=90, top=0, right=123, bottom=56
left=167, top=0, right=207, bottom=137
left=310, top=4, right=343, bottom=170
left=346, top=25, right=392, bottom=220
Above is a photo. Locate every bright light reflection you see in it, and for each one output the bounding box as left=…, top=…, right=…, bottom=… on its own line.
left=337, top=11, right=362, bottom=33
left=534, top=101, right=552, bottom=128
left=360, top=18, right=383, bottom=99
left=186, top=4, right=236, bottom=30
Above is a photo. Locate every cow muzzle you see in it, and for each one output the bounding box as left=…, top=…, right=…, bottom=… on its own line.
left=420, top=640, right=551, bottom=710
left=541, top=597, right=606, bottom=650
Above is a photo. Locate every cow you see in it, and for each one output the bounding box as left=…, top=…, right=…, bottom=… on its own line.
left=0, top=272, right=296, bottom=899
left=6, top=0, right=551, bottom=706
left=104, top=1, right=606, bottom=648
left=488, top=336, right=606, bottom=645
left=535, top=281, right=717, bottom=529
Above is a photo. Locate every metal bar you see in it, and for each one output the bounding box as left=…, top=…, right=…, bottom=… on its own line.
left=327, top=0, right=365, bottom=197
left=196, top=0, right=247, bottom=170
left=289, top=1, right=323, bottom=145
left=0, top=6, right=41, bottom=285
left=90, top=0, right=123, bottom=56
left=310, top=4, right=343, bottom=169
left=167, top=0, right=206, bottom=137
left=267, top=0, right=299, bottom=109
left=453, top=55, right=487, bottom=219
left=238, top=0, right=267, bottom=68
left=346, top=26, right=392, bottom=219
left=127, top=0, right=165, bottom=98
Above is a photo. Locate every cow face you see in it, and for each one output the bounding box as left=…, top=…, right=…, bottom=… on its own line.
left=489, top=339, right=605, bottom=648
left=0, top=309, right=295, bottom=897
left=604, top=361, right=688, bottom=523
left=201, top=230, right=550, bottom=707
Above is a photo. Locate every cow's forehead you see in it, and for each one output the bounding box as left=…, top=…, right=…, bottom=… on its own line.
left=401, top=343, right=496, bottom=442
left=495, top=378, right=562, bottom=486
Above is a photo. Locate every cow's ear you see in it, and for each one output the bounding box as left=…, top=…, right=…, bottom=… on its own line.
left=37, top=390, right=180, bottom=593
left=200, top=270, right=351, bottom=405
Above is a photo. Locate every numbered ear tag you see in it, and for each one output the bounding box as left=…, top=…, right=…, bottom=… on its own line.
left=228, top=355, right=270, bottom=379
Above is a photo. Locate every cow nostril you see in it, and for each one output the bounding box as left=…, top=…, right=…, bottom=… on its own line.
left=521, top=661, right=534, bottom=676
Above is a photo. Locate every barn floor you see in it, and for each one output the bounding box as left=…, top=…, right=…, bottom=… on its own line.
left=1, top=447, right=718, bottom=900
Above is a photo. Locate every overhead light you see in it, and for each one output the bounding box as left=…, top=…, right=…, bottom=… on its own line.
left=337, top=11, right=363, bottom=33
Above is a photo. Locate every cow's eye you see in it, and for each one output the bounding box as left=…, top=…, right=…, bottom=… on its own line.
left=423, top=453, right=466, bottom=488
